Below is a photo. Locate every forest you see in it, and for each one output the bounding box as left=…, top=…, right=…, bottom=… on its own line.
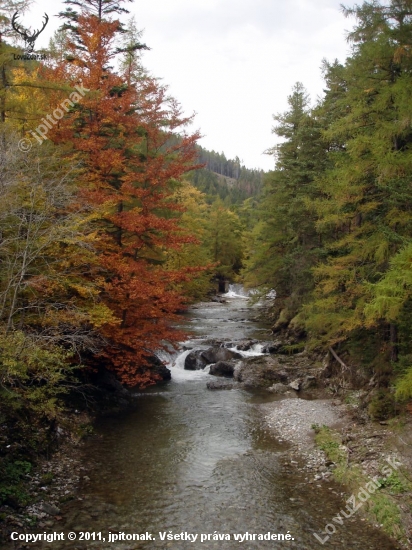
left=1, top=0, right=412, bottom=516
left=243, top=1, right=412, bottom=418
left=0, top=0, right=259, bottom=434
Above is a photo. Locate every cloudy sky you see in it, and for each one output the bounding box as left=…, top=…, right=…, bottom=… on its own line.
left=18, top=0, right=359, bottom=170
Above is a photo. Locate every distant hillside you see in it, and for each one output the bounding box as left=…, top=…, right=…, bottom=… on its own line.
left=187, top=146, right=264, bottom=204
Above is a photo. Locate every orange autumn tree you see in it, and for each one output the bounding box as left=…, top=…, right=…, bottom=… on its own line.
left=45, top=12, right=201, bottom=386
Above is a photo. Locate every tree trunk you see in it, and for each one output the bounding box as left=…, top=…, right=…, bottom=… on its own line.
left=390, top=323, right=398, bottom=362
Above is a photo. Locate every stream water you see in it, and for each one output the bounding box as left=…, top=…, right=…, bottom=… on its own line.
left=36, top=289, right=398, bottom=549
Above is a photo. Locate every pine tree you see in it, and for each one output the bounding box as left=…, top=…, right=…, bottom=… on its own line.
left=244, top=83, right=327, bottom=329
left=304, top=1, right=412, bottom=367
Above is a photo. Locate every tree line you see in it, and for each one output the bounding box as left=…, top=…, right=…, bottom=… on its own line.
left=243, top=0, right=412, bottom=412
left=0, top=0, right=256, bottom=433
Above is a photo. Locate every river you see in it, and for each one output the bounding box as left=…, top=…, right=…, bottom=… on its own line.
left=39, top=289, right=398, bottom=549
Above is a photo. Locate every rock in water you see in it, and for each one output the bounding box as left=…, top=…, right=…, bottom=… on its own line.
left=261, top=340, right=284, bottom=354
left=184, top=350, right=208, bottom=370
left=185, top=347, right=242, bottom=370
left=233, top=356, right=286, bottom=389
left=209, top=361, right=235, bottom=377
left=206, top=380, right=234, bottom=390
left=200, top=347, right=242, bottom=364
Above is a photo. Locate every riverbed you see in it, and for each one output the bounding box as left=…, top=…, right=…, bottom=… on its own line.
left=30, top=292, right=399, bottom=549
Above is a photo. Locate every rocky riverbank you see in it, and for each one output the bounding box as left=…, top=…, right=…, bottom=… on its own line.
left=0, top=370, right=139, bottom=547
left=182, top=327, right=412, bottom=548
left=2, top=295, right=411, bottom=549
left=0, top=416, right=89, bottom=546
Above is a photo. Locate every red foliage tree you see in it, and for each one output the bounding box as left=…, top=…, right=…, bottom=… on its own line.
left=46, top=14, right=201, bottom=386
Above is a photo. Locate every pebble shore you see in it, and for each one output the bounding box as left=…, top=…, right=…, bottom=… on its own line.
left=263, top=396, right=347, bottom=477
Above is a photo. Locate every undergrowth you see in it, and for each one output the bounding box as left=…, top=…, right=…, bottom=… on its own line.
left=312, top=425, right=410, bottom=546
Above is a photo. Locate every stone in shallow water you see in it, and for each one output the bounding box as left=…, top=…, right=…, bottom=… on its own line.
left=200, top=346, right=242, bottom=364
left=206, top=380, right=234, bottom=390
left=184, top=349, right=208, bottom=370
left=209, top=361, right=235, bottom=377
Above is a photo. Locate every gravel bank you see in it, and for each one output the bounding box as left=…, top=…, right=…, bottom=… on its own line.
left=263, top=396, right=347, bottom=475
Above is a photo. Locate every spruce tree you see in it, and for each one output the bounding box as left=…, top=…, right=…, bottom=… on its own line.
left=244, top=83, right=327, bottom=329
left=304, top=1, right=412, bottom=368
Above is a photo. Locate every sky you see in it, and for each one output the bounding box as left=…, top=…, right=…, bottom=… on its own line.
left=12, top=0, right=359, bottom=171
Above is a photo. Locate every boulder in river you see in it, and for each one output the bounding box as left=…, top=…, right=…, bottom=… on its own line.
left=235, top=340, right=258, bottom=351
left=184, top=346, right=242, bottom=370
left=200, top=346, right=242, bottom=364
left=184, top=350, right=208, bottom=370
left=261, top=340, right=284, bottom=354
left=209, top=361, right=236, bottom=377
left=147, top=355, right=172, bottom=381
left=233, top=356, right=288, bottom=389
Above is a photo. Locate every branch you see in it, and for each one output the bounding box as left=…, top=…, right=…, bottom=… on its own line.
left=329, top=346, right=349, bottom=371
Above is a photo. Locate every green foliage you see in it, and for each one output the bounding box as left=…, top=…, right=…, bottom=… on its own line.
left=40, top=472, right=54, bottom=485
left=368, top=493, right=403, bottom=540
left=0, top=330, right=75, bottom=416
left=243, top=82, right=327, bottom=322
left=208, top=198, right=244, bottom=279
left=243, top=1, right=412, bottom=404
left=314, top=425, right=346, bottom=467
left=165, top=182, right=216, bottom=299
left=368, top=390, right=396, bottom=420
left=377, top=472, right=411, bottom=494
left=0, top=459, right=32, bottom=506
left=303, top=1, right=412, bottom=354
left=313, top=424, right=407, bottom=544
left=193, top=146, right=263, bottom=203
left=0, top=134, right=107, bottom=418
left=395, top=367, right=412, bottom=401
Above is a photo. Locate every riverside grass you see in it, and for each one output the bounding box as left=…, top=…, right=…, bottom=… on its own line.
left=313, top=425, right=410, bottom=546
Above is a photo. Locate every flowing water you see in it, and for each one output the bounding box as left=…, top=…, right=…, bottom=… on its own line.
left=35, top=290, right=398, bottom=549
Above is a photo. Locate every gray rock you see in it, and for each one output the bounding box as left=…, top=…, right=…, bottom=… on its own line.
left=289, top=379, right=301, bottom=391
left=206, top=380, right=234, bottom=390
left=200, top=347, right=242, bottom=364
left=233, top=356, right=287, bottom=389
left=211, top=296, right=226, bottom=303
left=262, top=340, right=284, bottom=354
left=185, top=346, right=242, bottom=370
left=44, top=520, right=55, bottom=528
left=41, top=503, right=60, bottom=516
left=277, top=370, right=289, bottom=382
left=184, top=350, right=208, bottom=370
left=209, top=361, right=235, bottom=377
left=236, top=340, right=257, bottom=351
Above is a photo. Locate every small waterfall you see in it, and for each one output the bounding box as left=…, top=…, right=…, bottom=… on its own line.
left=227, top=342, right=264, bottom=357
left=157, top=346, right=210, bottom=382
left=224, top=284, right=276, bottom=301
left=224, top=283, right=251, bottom=298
